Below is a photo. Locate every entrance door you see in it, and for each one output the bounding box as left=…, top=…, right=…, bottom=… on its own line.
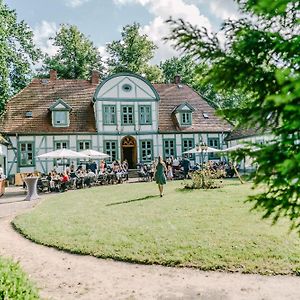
left=121, top=136, right=137, bottom=168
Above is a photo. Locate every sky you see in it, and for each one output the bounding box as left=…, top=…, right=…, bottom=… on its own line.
left=6, top=0, right=240, bottom=64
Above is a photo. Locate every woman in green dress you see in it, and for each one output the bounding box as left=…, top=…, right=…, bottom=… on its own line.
left=154, top=156, right=167, bottom=197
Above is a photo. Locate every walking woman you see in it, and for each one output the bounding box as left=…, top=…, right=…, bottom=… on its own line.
left=154, top=156, right=167, bottom=197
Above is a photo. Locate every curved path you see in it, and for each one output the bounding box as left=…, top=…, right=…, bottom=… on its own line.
left=0, top=193, right=300, bottom=299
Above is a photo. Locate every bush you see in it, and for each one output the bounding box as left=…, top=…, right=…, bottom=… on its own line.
left=184, top=168, right=225, bottom=189
left=0, top=257, right=39, bottom=300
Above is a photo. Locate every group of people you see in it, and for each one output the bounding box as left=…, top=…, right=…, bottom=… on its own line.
left=37, top=159, right=129, bottom=193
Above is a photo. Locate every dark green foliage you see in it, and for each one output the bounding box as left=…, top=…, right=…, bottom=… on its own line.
left=0, top=0, right=41, bottom=114
left=167, top=0, right=300, bottom=232
left=0, top=257, right=39, bottom=299
left=160, top=55, right=244, bottom=110
left=40, top=24, right=104, bottom=79
left=106, top=23, right=163, bottom=82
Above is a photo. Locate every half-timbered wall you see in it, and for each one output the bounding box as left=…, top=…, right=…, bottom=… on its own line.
left=5, top=132, right=226, bottom=177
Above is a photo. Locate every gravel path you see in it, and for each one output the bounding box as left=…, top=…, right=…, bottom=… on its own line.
left=0, top=189, right=300, bottom=299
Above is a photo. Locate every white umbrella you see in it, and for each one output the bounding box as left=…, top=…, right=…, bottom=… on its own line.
left=220, top=144, right=258, bottom=152
left=37, top=148, right=89, bottom=159
left=80, top=149, right=110, bottom=159
left=183, top=146, right=221, bottom=154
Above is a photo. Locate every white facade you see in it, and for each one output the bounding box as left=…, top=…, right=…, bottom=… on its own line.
left=4, top=73, right=229, bottom=177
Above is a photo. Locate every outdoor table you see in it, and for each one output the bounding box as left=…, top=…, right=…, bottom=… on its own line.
left=24, top=176, right=39, bottom=201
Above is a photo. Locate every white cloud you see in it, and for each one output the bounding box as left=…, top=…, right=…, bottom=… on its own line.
left=208, top=0, right=240, bottom=20
left=114, top=0, right=213, bottom=63
left=33, top=21, right=58, bottom=56
left=64, top=0, right=90, bottom=8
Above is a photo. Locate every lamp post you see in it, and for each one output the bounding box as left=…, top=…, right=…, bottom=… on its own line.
left=197, top=142, right=208, bottom=169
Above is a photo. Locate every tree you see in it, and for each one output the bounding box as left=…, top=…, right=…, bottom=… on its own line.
left=167, top=0, right=300, bottom=232
left=160, top=56, right=243, bottom=110
left=160, top=55, right=197, bottom=84
left=106, top=23, right=162, bottom=82
left=41, top=24, right=103, bottom=79
left=0, top=0, right=41, bottom=114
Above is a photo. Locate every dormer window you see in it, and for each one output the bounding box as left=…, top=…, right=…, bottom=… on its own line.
left=54, top=111, right=68, bottom=126
left=172, top=102, right=195, bottom=127
left=49, top=99, right=72, bottom=128
left=181, top=112, right=191, bottom=125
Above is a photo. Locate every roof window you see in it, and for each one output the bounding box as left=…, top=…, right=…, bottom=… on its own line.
left=25, top=111, right=33, bottom=118
left=203, top=113, right=209, bottom=119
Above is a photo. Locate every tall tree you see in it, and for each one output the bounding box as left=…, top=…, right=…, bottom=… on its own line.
left=0, top=0, right=41, bottom=114
left=106, top=23, right=163, bottom=82
left=167, top=0, right=300, bottom=232
left=160, top=56, right=243, bottom=110
left=160, top=55, right=197, bottom=84
left=41, top=24, right=103, bottom=79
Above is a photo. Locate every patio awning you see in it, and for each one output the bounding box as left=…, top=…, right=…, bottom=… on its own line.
left=37, top=148, right=89, bottom=159
left=80, top=149, right=110, bottom=159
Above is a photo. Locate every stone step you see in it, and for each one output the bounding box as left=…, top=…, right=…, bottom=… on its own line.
left=127, top=169, right=138, bottom=178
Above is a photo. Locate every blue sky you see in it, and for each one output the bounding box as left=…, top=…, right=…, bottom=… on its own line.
left=6, top=0, right=239, bottom=63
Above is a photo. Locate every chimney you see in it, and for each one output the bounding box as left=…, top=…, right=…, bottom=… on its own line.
left=174, top=75, right=181, bottom=84
left=91, top=70, right=100, bottom=85
left=49, top=69, right=57, bottom=81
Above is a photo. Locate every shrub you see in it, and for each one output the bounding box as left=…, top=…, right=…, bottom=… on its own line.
left=0, top=257, right=39, bottom=300
left=184, top=168, right=225, bottom=189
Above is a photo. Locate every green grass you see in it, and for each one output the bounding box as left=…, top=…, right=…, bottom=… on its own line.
left=0, top=257, right=39, bottom=299
left=13, top=180, right=300, bottom=275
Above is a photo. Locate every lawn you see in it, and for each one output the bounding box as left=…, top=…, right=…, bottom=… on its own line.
left=0, top=256, right=39, bottom=299
left=13, top=180, right=300, bottom=275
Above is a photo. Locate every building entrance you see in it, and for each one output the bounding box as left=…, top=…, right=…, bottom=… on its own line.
left=121, top=136, right=137, bottom=168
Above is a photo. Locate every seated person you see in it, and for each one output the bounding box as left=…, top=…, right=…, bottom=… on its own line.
left=60, top=172, right=69, bottom=192
left=69, top=170, right=78, bottom=189
left=84, top=169, right=96, bottom=187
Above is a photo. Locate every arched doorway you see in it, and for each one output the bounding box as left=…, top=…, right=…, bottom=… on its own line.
left=121, top=136, right=137, bottom=168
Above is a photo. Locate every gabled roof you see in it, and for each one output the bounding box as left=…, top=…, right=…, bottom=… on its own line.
left=225, top=127, right=268, bottom=141
left=49, top=98, right=72, bottom=111
left=172, top=102, right=195, bottom=113
left=154, top=84, right=232, bottom=133
left=0, top=77, right=232, bottom=134
left=0, top=79, right=97, bottom=134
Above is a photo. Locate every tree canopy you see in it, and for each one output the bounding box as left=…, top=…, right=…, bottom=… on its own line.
left=106, top=23, right=163, bottom=82
left=0, top=0, right=41, bottom=114
left=167, top=0, right=300, bottom=232
left=41, top=24, right=104, bottom=79
left=160, top=55, right=243, bottom=110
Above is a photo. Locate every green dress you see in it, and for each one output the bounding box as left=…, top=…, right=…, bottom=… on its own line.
left=155, top=162, right=166, bottom=185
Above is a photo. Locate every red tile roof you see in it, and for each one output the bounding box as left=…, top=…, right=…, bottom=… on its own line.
left=0, top=78, right=97, bottom=134
left=0, top=79, right=231, bottom=134
left=154, top=84, right=232, bottom=133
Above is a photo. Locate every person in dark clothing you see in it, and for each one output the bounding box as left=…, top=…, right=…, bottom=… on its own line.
left=181, top=156, right=190, bottom=179
left=90, top=161, right=97, bottom=174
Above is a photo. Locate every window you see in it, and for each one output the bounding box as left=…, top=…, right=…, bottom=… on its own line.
left=53, top=111, right=68, bottom=126
left=104, top=141, right=118, bottom=161
left=182, top=138, right=194, bottom=159
left=139, top=105, right=152, bottom=125
left=19, top=142, right=34, bottom=167
left=122, top=84, right=132, bottom=92
left=208, top=138, right=220, bottom=159
left=54, top=141, right=69, bottom=165
left=181, top=112, right=192, bottom=125
left=77, top=141, right=91, bottom=151
left=140, top=140, right=153, bottom=162
left=55, top=141, right=68, bottom=149
left=50, top=99, right=71, bottom=128
left=163, top=139, right=176, bottom=159
left=103, top=105, right=116, bottom=125
left=122, top=105, right=134, bottom=125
